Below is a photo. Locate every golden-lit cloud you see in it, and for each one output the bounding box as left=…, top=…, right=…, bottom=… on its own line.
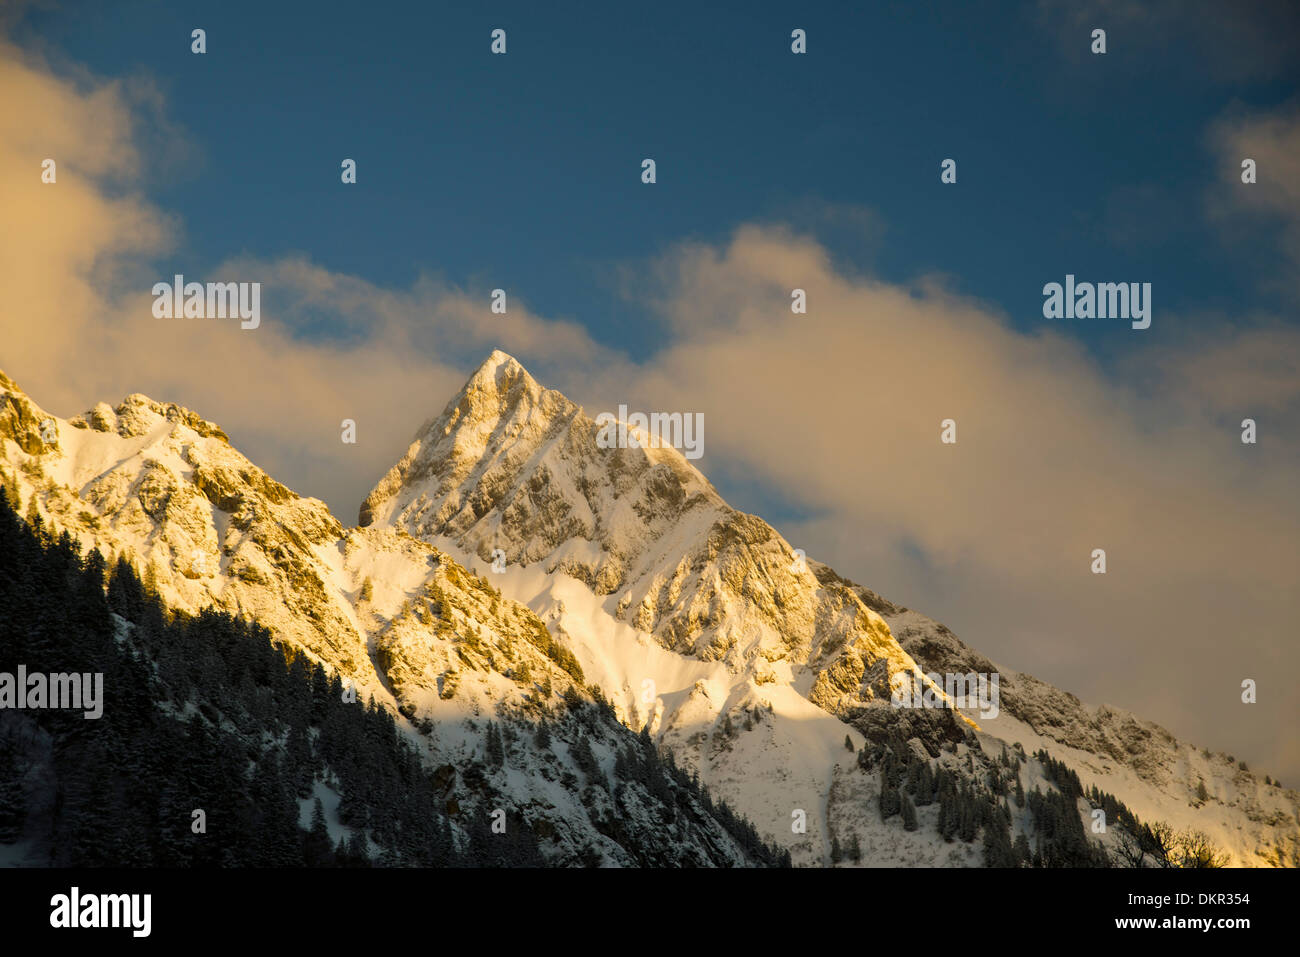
left=1208, top=100, right=1300, bottom=295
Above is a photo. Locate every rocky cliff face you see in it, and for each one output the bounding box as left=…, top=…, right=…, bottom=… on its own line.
left=0, top=368, right=773, bottom=866
left=361, top=351, right=953, bottom=725
left=1, top=372, right=370, bottom=679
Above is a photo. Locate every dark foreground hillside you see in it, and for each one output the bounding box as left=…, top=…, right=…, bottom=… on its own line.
left=0, top=488, right=787, bottom=868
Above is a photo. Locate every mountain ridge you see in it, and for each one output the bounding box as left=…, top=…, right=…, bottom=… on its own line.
left=2, top=355, right=1296, bottom=866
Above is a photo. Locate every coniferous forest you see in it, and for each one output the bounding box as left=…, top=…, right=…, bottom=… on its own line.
left=856, top=731, right=1228, bottom=868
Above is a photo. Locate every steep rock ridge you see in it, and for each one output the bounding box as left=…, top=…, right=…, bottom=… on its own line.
left=0, top=369, right=607, bottom=726
left=344, top=526, right=588, bottom=717
left=1, top=374, right=372, bottom=681
left=816, top=565, right=1300, bottom=868
left=361, top=351, right=953, bottom=723
left=0, top=369, right=782, bottom=866
left=358, top=353, right=975, bottom=862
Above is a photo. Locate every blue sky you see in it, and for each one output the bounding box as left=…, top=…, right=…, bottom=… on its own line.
left=16, top=0, right=1299, bottom=361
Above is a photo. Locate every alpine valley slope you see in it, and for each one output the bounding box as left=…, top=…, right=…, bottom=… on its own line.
left=360, top=351, right=1300, bottom=867
left=0, top=368, right=781, bottom=867
left=3, top=354, right=1296, bottom=867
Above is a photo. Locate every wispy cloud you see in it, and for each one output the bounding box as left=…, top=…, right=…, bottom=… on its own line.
left=1035, top=0, right=1300, bottom=82
left=1207, top=100, right=1300, bottom=298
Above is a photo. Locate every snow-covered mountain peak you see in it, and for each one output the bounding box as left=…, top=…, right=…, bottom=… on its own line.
left=444, top=348, right=548, bottom=433
left=360, top=351, right=722, bottom=543
left=468, top=347, right=532, bottom=388
left=358, top=354, right=969, bottom=842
